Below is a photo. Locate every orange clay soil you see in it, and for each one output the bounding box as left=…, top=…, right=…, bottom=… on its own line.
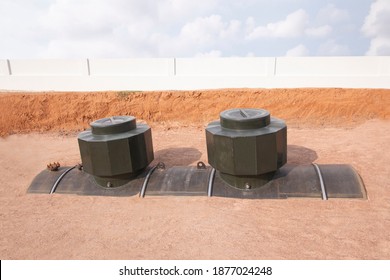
left=0, top=88, right=389, bottom=136
left=0, top=88, right=390, bottom=260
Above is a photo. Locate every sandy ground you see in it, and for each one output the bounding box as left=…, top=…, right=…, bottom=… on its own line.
left=0, top=89, right=389, bottom=259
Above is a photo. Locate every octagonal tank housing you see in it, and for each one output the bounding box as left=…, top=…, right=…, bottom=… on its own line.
left=206, top=108, right=287, bottom=178
left=78, top=116, right=154, bottom=187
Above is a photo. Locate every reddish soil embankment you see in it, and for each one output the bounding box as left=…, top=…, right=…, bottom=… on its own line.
left=0, top=88, right=389, bottom=136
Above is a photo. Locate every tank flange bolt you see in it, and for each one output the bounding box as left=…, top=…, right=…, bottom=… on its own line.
left=197, top=161, right=207, bottom=169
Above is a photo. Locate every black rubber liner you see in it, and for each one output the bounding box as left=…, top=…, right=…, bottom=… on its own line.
left=212, top=164, right=322, bottom=199
left=27, top=163, right=366, bottom=199
left=28, top=166, right=145, bottom=196
left=319, top=164, right=366, bottom=199
left=211, top=164, right=366, bottom=199
left=144, top=166, right=210, bottom=196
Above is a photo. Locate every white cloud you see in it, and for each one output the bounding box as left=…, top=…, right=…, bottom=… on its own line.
left=246, top=9, right=308, bottom=39
left=156, top=0, right=219, bottom=23
left=246, top=9, right=332, bottom=40
left=364, top=37, right=390, bottom=56
left=42, top=0, right=116, bottom=38
left=318, top=40, right=350, bottom=56
left=179, top=15, right=239, bottom=45
left=13, top=0, right=224, bottom=58
left=0, top=0, right=47, bottom=57
left=37, top=0, right=243, bottom=58
left=305, top=25, right=332, bottom=38
left=220, top=20, right=241, bottom=39
left=245, top=17, right=256, bottom=33
left=362, top=0, right=390, bottom=55
left=317, top=4, right=349, bottom=24
left=362, top=0, right=390, bottom=37
left=44, top=39, right=120, bottom=58
left=153, top=15, right=243, bottom=57
left=195, top=50, right=222, bottom=57
left=36, top=0, right=160, bottom=57
left=285, top=44, right=309, bottom=56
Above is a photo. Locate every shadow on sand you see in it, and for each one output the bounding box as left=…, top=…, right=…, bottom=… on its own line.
left=287, top=144, right=318, bottom=164
left=154, top=147, right=202, bottom=167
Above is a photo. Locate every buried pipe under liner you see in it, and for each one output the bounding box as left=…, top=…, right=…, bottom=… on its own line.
left=28, top=162, right=366, bottom=199
left=27, top=109, right=366, bottom=200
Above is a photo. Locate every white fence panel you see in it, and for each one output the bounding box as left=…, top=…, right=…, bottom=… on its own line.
left=276, top=56, right=390, bottom=76
left=89, top=58, right=174, bottom=76
left=8, top=59, right=88, bottom=76
left=0, top=60, right=9, bottom=76
left=0, top=57, right=390, bottom=90
left=176, top=57, right=274, bottom=76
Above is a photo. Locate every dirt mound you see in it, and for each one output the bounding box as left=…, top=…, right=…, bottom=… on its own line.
left=1, top=88, right=389, bottom=136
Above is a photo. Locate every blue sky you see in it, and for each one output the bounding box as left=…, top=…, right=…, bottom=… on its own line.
left=0, top=0, right=389, bottom=58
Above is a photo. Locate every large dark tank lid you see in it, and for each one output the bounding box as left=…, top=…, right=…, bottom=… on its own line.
left=91, top=116, right=136, bottom=135
left=220, top=108, right=270, bottom=130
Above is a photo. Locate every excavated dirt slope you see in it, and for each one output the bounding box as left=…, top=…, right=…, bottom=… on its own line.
left=0, top=88, right=390, bottom=260
left=0, top=88, right=389, bottom=136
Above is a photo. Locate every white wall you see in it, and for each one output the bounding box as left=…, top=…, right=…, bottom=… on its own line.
left=175, top=57, right=275, bottom=76
left=0, top=60, right=9, bottom=76
left=8, top=59, right=88, bottom=76
left=275, top=56, right=390, bottom=76
left=0, top=57, right=389, bottom=91
left=89, top=58, right=174, bottom=76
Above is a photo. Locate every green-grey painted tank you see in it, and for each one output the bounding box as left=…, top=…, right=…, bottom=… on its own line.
left=206, top=108, right=287, bottom=189
left=78, top=116, right=154, bottom=187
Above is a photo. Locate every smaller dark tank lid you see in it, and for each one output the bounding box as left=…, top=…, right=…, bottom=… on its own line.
left=220, top=108, right=270, bottom=130
left=91, top=116, right=136, bottom=135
